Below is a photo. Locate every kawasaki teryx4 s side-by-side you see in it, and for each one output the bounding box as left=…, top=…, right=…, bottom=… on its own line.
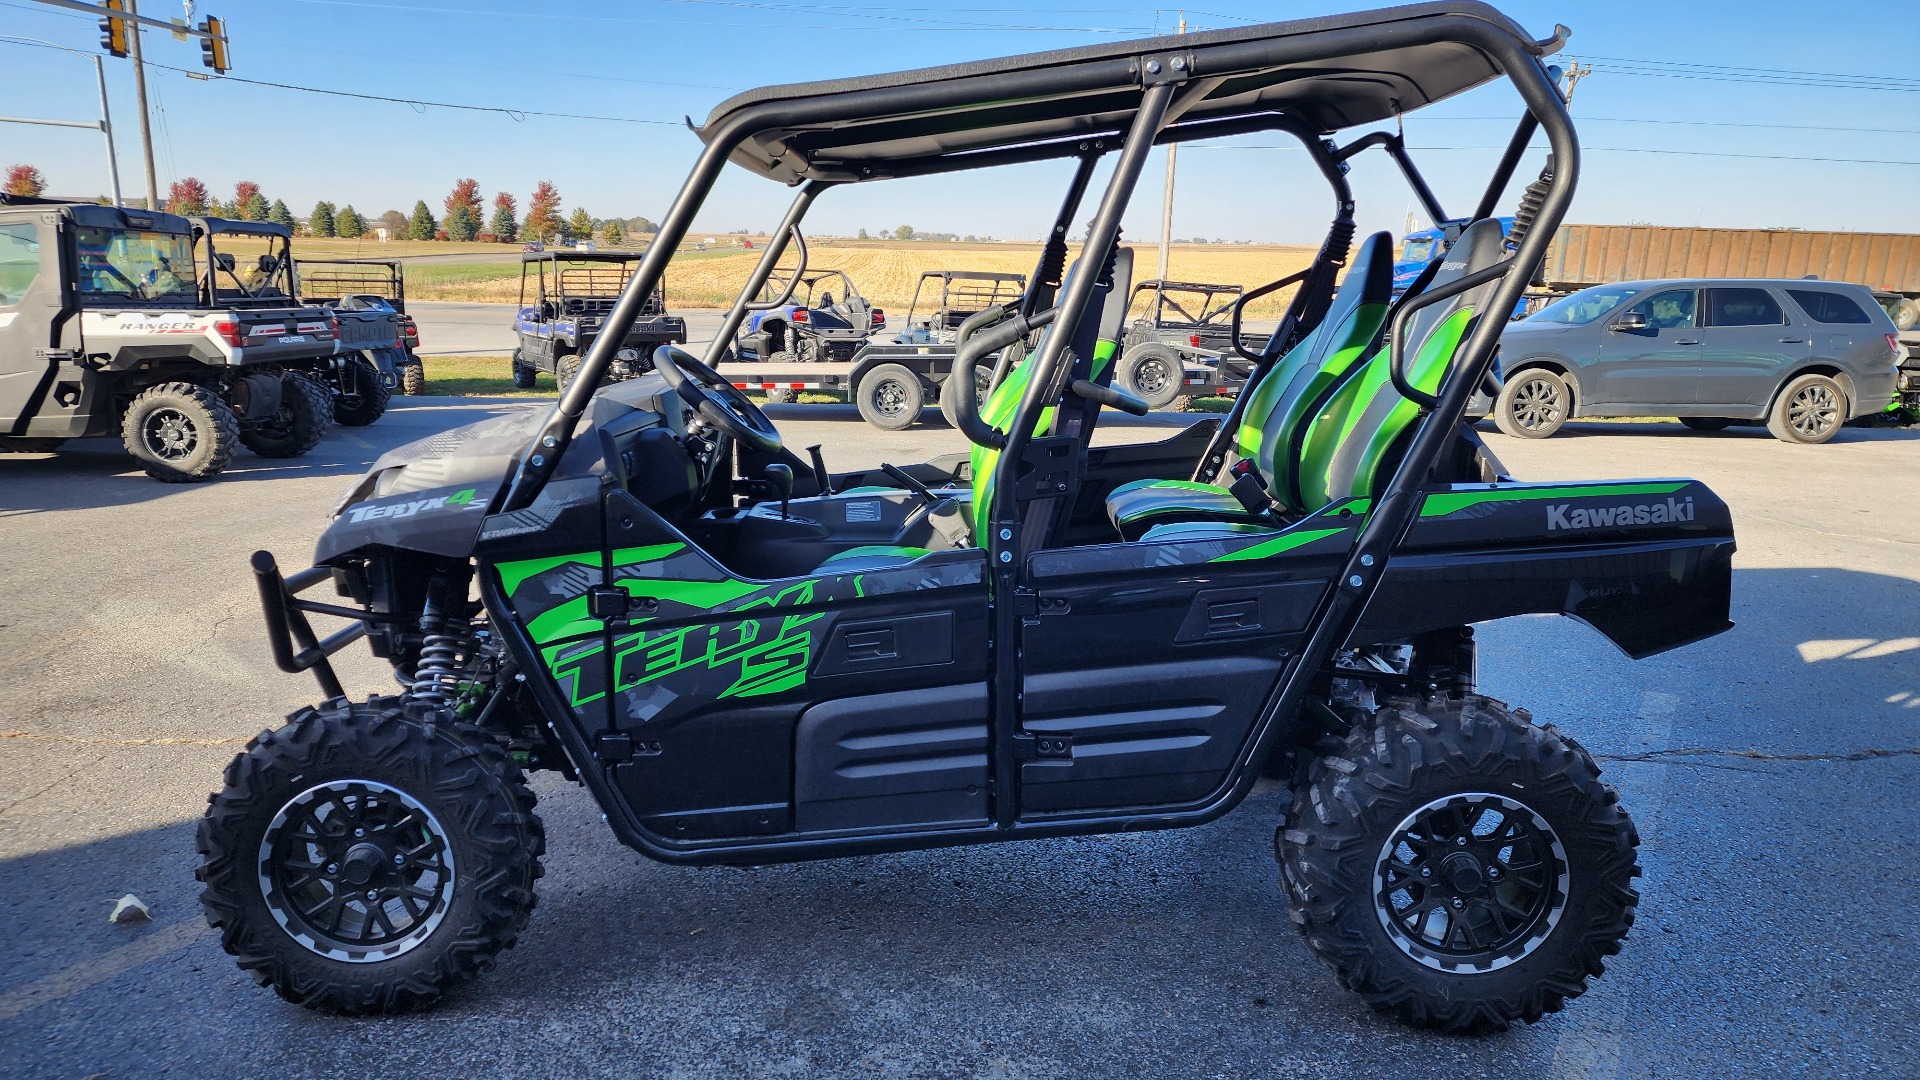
left=0, top=199, right=339, bottom=481
left=206, top=4, right=1736, bottom=1032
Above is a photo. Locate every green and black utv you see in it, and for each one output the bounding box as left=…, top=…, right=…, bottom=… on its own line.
left=205, top=3, right=1736, bottom=1033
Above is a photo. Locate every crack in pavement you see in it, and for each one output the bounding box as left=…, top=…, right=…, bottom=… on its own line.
left=2, top=731, right=249, bottom=747
left=1600, top=746, right=1920, bottom=765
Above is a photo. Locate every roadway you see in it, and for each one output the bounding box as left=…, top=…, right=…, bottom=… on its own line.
left=1, top=404, right=1915, bottom=1078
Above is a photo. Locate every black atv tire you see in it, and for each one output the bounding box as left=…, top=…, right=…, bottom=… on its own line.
left=555, top=356, right=582, bottom=395
left=333, top=354, right=392, bottom=427
left=764, top=350, right=798, bottom=366
left=240, top=373, right=333, bottom=459
left=1679, top=417, right=1731, bottom=432
left=401, top=358, right=428, bottom=396
left=1494, top=368, right=1570, bottom=439
left=197, top=697, right=545, bottom=1015
left=1116, top=342, right=1185, bottom=411
left=121, top=381, right=241, bottom=482
left=1278, top=695, right=1639, bottom=1034
left=510, top=349, right=538, bottom=390
left=856, top=362, right=925, bottom=431
left=1767, top=372, right=1847, bottom=444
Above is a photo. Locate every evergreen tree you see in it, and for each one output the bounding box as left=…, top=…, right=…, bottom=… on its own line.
left=489, top=192, right=518, bottom=243
left=268, top=199, right=295, bottom=230
left=408, top=200, right=437, bottom=241
left=242, top=192, right=270, bottom=222
left=309, top=200, right=336, bottom=238
left=567, top=207, right=593, bottom=243
left=336, top=205, right=366, bottom=238
left=601, top=220, right=624, bottom=245
left=445, top=204, right=479, bottom=242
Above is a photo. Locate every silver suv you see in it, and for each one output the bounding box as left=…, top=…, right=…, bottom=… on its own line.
left=1492, top=279, right=1902, bottom=443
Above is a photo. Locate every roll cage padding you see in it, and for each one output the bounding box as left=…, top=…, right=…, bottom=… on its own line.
left=1297, top=217, right=1508, bottom=511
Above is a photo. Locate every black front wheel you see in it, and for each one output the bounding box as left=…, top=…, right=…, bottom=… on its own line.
left=1494, top=369, right=1570, bottom=439
left=197, top=698, right=545, bottom=1014
left=510, top=348, right=538, bottom=390
left=120, top=381, right=241, bottom=482
left=1278, top=695, right=1638, bottom=1033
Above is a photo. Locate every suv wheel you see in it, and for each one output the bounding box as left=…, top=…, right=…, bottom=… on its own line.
left=1767, top=373, right=1847, bottom=444
left=1278, top=695, right=1639, bottom=1033
left=1494, top=369, right=1569, bottom=439
left=120, top=382, right=241, bottom=482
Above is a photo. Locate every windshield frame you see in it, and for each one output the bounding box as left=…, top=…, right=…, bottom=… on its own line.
left=1524, top=284, right=1642, bottom=327
left=72, top=225, right=198, bottom=306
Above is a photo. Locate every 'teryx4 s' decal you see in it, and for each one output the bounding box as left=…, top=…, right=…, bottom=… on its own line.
left=1546, top=497, right=1693, bottom=531
left=344, top=487, right=480, bottom=523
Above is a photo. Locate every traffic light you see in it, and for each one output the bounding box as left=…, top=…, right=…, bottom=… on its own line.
left=198, top=16, right=230, bottom=74
left=98, top=0, right=129, bottom=58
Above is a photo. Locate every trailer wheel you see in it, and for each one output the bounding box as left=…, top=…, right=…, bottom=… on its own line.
left=1278, top=695, right=1639, bottom=1033
left=332, top=355, right=392, bottom=427
left=121, top=381, right=241, bottom=482
left=1494, top=369, right=1569, bottom=439
left=856, top=363, right=925, bottom=430
left=1767, top=373, right=1847, bottom=444
left=240, top=374, right=334, bottom=459
left=197, top=696, right=544, bottom=1014
left=401, top=358, right=427, bottom=396
left=1116, top=342, right=1184, bottom=411
left=510, top=349, right=537, bottom=390
left=938, top=369, right=988, bottom=429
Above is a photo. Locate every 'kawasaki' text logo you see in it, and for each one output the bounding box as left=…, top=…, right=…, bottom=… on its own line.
left=346, top=487, right=480, bottom=523
left=1546, top=497, right=1693, bottom=531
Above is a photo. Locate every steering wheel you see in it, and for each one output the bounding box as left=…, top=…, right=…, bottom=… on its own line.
left=651, top=345, right=782, bottom=454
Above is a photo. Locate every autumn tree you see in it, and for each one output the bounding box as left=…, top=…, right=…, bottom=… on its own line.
left=336, top=205, right=366, bottom=238
left=523, top=181, right=562, bottom=242
left=167, top=177, right=211, bottom=216
left=308, top=200, right=336, bottom=237
left=230, top=180, right=262, bottom=220
left=489, top=192, right=518, bottom=243
left=5, top=164, right=47, bottom=197
left=567, top=207, right=592, bottom=242
left=408, top=200, right=437, bottom=241
left=378, top=209, right=408, bottom=237
left=268, top=199, right=295, bottom=230
left=443, top=179, right=482, bottom=234
left=600, top=219, right=624, bottom=245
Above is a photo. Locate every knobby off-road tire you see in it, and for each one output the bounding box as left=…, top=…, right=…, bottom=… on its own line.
left=332, top=354, right=392, bottom=427
left=239, top=373, right=333, bottom=459
left=510, top=349, right=538, bottom=390
left=120, top=381, right=240, bottom=482
left=555, top=356, right=582, bottom=395
left=1278, top=695, right=1639, bottom=1034
left=197, top=697, right=545, bottom=1014
left=401, top=358, right=428, bottom=396
left=763, top=388, right=797, bottom=405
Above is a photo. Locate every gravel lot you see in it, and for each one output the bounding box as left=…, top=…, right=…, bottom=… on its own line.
left=1, top=401, right=1915, bottom=1079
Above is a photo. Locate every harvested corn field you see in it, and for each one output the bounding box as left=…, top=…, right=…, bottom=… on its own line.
left=397, top=239, right=1319, bottom=315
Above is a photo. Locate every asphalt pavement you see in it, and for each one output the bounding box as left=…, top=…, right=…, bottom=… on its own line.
left=0, top=401, right=1916, bottom=1079
left=409, top=301, right=731, bottom=358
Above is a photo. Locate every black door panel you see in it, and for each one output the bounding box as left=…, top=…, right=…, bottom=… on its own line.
left=793, top=683, right=989, bottom=831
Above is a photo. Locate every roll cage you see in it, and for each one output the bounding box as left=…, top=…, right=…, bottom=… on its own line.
left=493, top=0, right=1581, bottom=842
left=191, top=217, right=297, bottom=309
left=518, top=250, right=667, bottom=318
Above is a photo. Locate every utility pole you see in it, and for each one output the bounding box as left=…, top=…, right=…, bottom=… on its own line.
left=125, top=0, right=159, bottom=209
left=1156, top=12, right=1185, bottom=281
left=0, top=38, right=123, bottom=206
left=1561, top=57, right=1593, bottom=103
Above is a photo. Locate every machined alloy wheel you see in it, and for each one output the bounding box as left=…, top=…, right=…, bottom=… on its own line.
left=1374, top=792, right=1569, bottom=973
left=1768, top=373, right=1846, bottom=444
left=1495, top=369, right=1569, bottom=439
left=120, top=381, right=240, bottom=482
left=259, top=779, right=456, bottom=963
left=144, top=407, right=200, bottom=461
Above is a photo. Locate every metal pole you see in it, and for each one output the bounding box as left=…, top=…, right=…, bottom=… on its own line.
left=125, top=0, right=159, bottom=209
left=1155, top=13, right=1185, bottom=281
left=93, top=54, right=122, bottom=207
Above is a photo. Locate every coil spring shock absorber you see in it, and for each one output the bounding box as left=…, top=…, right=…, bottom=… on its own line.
left=409, top=567, right=474, bottom=709
left=1505, top=154, right=1556, bottom=288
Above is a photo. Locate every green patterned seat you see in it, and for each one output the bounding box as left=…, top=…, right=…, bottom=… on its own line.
left=1106, top=231, right=1394, bottom=537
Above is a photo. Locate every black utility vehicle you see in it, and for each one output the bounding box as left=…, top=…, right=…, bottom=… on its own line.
left=194, top=218, right=393, bottom=427
left=211, top=4, right=1736, bottom=1034
left=0, top=198, right=336, bottom=480
left=511, top=250, right=687, bottom=391
left=1118, top=278, right=1266, bottom=409
left=296, top=258, right=424, bottom=396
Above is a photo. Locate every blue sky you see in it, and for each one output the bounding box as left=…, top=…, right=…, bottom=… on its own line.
left=3, top=0, right=1917, bottom=245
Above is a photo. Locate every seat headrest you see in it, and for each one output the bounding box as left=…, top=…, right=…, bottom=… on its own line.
left=1330, top=231, right=1395, bottom=319
left=1405, top=217, right=1506, bottom=348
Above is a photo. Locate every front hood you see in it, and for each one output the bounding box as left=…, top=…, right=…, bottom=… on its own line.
left=316, top=407, right=552, bottom=563
left=1500, top=321, right=1575, bottom=338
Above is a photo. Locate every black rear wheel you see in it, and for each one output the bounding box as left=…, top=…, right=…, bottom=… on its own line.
left=240, top=373, right=333, bottom=459
left=1278, top=695, right=1638, bottom=1033
left=555, top=356, right=582, bottom=394
left=400, top=357, right=428, bottom=396
left=510, top=348, right=538, bottom=390
left=120, top=381, right=240, bottom=482
left=197, top=697, right=544, bottom=1014
left=332, top=354, right=392, bottom=427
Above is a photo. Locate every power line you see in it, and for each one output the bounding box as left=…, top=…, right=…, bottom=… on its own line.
left=138, top=59, right=684, bottom=126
